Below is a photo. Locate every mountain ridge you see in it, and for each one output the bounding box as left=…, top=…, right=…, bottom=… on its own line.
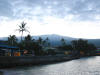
left=0, top=34, right=100, bottom=47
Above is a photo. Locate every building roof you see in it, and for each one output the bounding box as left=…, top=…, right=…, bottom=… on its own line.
left=0, top=45, right=19, bottom=49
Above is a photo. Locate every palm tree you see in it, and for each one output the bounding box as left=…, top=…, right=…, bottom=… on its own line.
left=24, top=34, right=32, bottom=42
left=61, top=38, right=66, bottom=46
left=38, top=37, right=43, bottom=46
left=45, top=37, right=51, bottom=47
left=16, top=21, right=30, bottom=41
left=7, top=35, right=18, bottom=46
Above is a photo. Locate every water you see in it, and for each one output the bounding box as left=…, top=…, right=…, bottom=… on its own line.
left=1, top=56, right=100, bottom=75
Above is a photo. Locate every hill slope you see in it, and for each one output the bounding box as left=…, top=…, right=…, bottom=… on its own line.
left=32, top=34, right=100, bottom=47
left=0, top=34, right=100, bottom=47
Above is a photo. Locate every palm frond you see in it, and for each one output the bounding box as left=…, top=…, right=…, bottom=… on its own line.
left=24, top=29, right=30, bottom=33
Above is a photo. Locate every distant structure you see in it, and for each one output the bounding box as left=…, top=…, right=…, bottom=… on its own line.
left=0, top=45, right=20, bottom=56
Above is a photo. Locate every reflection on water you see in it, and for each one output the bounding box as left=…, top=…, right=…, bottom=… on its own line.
left=1, top=56, right=100, bottom=75
left=0, top=71, right=3, bottom=75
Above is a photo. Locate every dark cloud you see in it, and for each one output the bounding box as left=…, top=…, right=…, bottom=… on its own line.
left=21, top=0, right=100, bottom=21
left=1, top=0, right=100, bottom=21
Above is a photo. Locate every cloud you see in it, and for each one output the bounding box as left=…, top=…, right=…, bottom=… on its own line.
left=0, top=0, right=100, bottom=38
left=0, top=0, right=100, bottom=21
left=13, top=0, right=100, bottom=21
left=0, top=0, right=13, bottom=17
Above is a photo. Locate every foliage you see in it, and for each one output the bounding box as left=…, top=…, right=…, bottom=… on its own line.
left=58, top=45, right=73, bottom=51
left=6, top=34, right=97, bottom=56
left=37, top=37, right=43, bottom=46
left=7, top=35, right=18, bottom=46
left=16, top=21, right=30, bottom=41
left=71, top=39, right=97, bottom=56
left=43, top=37, right=51, bottom=47
left=61, top=38, right=66, bottom=46
left=17, top=35, right=43, bottom=56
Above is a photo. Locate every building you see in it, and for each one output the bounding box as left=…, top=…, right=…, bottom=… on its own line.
left=0, top=45, right=21, bottom=56
left=96, top=48, right=100, bottom=55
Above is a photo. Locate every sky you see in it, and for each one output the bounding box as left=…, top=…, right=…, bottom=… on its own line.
left=0, top=0, right=100, bottom=39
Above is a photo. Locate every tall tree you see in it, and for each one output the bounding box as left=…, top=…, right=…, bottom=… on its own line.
left=24, top=34, right=33, bottom=51
left=37, top=37, right=43, bottom=46
left=7, top=35, right=18, bottom=46
left=45, top=37, right=51, bottom=47
left=16, top=21, right=30, bottom=41
left=24, top=34, right=32, bottom=42
left=18, top=35, right=43, bottom=56
left=71, top=39, right=97, bottom=56
left=61, top=38, right=66, bottom=46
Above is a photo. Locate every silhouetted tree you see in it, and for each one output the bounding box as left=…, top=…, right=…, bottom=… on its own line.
left=16, top=21, right=30, bottom=41
left=45, top=37, right=51, bottom=47
left=32, top=42, right=42, bottom=56
left=42, top=40, right=46, bottom=47
left=37, top=37, right=43, bottom=46
left=86, top=44, right=97, bottom=55
left=7, top=35, right=18, bottom=46
left=18, top=35, right=43, bottom=56
left=24, top=34, right=33, bottom=50
left=61, top=38, right=66, bottom=46
left=71, top=39, right=97, bottom=56
left=24, top=34, right=32, bottom=41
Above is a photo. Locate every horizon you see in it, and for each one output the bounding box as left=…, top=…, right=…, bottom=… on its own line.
left=0, top=0, right=100, bottom=39
left=0, top=34, right=100, bottom=40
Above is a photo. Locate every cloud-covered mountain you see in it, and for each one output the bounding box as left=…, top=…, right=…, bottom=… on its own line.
left=0, top=34, right=100, bottom=47
left=32, top=34, right=77, bottom=46
left=32, top=34, right=100, bottom=47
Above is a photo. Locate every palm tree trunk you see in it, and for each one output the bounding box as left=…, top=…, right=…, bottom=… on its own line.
left=21, top=32, right=23, bottom=41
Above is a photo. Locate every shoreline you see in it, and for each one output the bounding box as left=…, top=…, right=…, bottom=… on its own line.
left=0, top=56, right=79, bottom=68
